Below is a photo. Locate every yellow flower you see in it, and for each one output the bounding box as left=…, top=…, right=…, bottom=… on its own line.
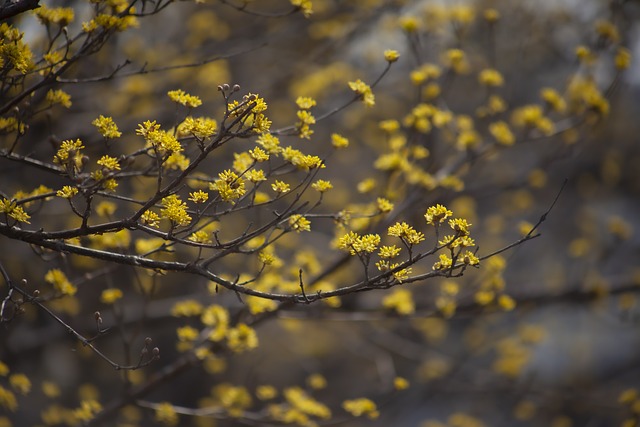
left=331, top=133, right=349, bottom=148
left=540, top=88, right=566, bottom=113
left=210, top=170, right=246, bottom=203
left=46, top=89, right=72, bottom=108
left=424, top=204, right=453, bottom=225
left=271, top=180, right=290, bottom=194
left=160, top=194, right=192, bottom=226
left=489, top=121, right=515, bottom=146
left=55, top=185, right=77, bottom=199
left=100, top=288, right=123, bottom=304
left=97, top=155, right=120, bottom=171
left=141, top=210, right=161, bottom=228
left=290, top=0, right=313, bottom=17
left=44, top=269, right=77, bottom=296
left=311, top=179, right=332, bottom=192
left=9, top=373, right=30, bottom=395
left=167, top=89, right=202, bottom=108
left=382, top=288, right=415, bottom=315
left=399, top=16, right=419, bottom=32
left=256, top=385, right=278, bottom=400
left=478, top=68, right=504, bottom=87
left=388, top=222, right=425, bottom=245
left=483, top=8, right=500, bottom=23
left=342, top=398, right=379, bottom=419
left=394, top=377, right=410, bottom=390
left=188, top=190, right=209, bottom=203
left=376, top=198, right=394, bottom=213
left=155, top=402, right=178, bottom=426
left=615, top=47, right=632, bottom=70
left=384, top=49, right=400, bottom=63
left=348, top=79, right=375, bottom=107
left=227, top=323, right=258, bottom=353
left=92, top=115, right=121, bottom=138
left=295, top=96, right=316, bottom=109
left=288, top=214, right=311, bottom=232
left=171, top=300, right=203, bottom=317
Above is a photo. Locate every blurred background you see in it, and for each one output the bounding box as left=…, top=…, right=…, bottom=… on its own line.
left=1, top=0, right=640, bottom=426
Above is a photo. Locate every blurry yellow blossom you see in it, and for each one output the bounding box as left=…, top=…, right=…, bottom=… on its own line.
left=348, top=79, right=375, bottom=107
left=384, top=49, right=400, bottom=63
left=227, top=323, right=258, bottom=352
left=45, top=269, right=77, bottom=296
left=256, top=385, right=278, bottom=400
left=290, top=0, right=313, bottom=17
left=478, top=68, right=504, bottom=87
left=394, top=377, right=410, bottom=390
left=73, top=400, right=102, bottom=422
left=489, top=121, right=515, bottom=146
left=343, top=398, right=379, bottom=419
left=100, top=288, right=123, bottom=304
left=155, top=402, right=178, bottom=426
left=9, top=374, right=30, bottom=395
left=382, top=288, right=415, bottom=315
left=615, top=47, right=632, bottom=70
left=331, top=133, right=349, bottom=148
left=46, top=89, right=72, bottom=108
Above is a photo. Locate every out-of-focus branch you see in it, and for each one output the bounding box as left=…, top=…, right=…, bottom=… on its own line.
left=0, top=0, right=40, bottom=21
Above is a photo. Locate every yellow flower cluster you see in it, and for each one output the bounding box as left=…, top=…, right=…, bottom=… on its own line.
left=311, top=179, right=332, bottom=192
left=382, top=288, right=415, bottom=315
left=488, top=121, right=515, bottom=146
left=160, top=194, right=192, bottom=227
left=288, top=214, right=311, bottom=232
left=290, top=0, right=313, bottom=17
left=227, top=323, right=259, bottom=353
left=511, top=105, right=555, bottom=135
left=478, top=68, right=504, bottom=87
left=46, top=89, right=72, bottom=108
left=338, top=231, right=381, bottom=255
left=348, top=79, right=375, bottom=107
left=0, top=24, right=34, bottom=74
left=96, top=155, right=120, bottom=171
left=141, top=210, right=161, bottom=228
left=441, top=49, right=469, bottom=74
left=0, top=198, right=30, bottom=224
left=424, top=204, right=453, bottom=225
left=56, top=185, right=78, bottom=199
left=388, top=222, right=425, bottom=245
left=177, top=116, right=217, bottom=139
left=228, top=94, right=271, bottom=133
left=35, top=5, right=75, bottom=26
left=100, top=288, right=123, bottom=304
left=167, top=89, right=202, bottom=108
left=256, top=133, right=282, bottom=154
left=44, top=269, right=77, bottom=296
left=210, top=170, right=246, bottom=203
left=282, top=146, right=323, bottom=170
left=137, top=120, right=183, bottom=154
left=331, top=133, right=349, bottom=149
left=92, top=115, right=121, bottom=139
left=342, top=398, right=379, bottom=419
